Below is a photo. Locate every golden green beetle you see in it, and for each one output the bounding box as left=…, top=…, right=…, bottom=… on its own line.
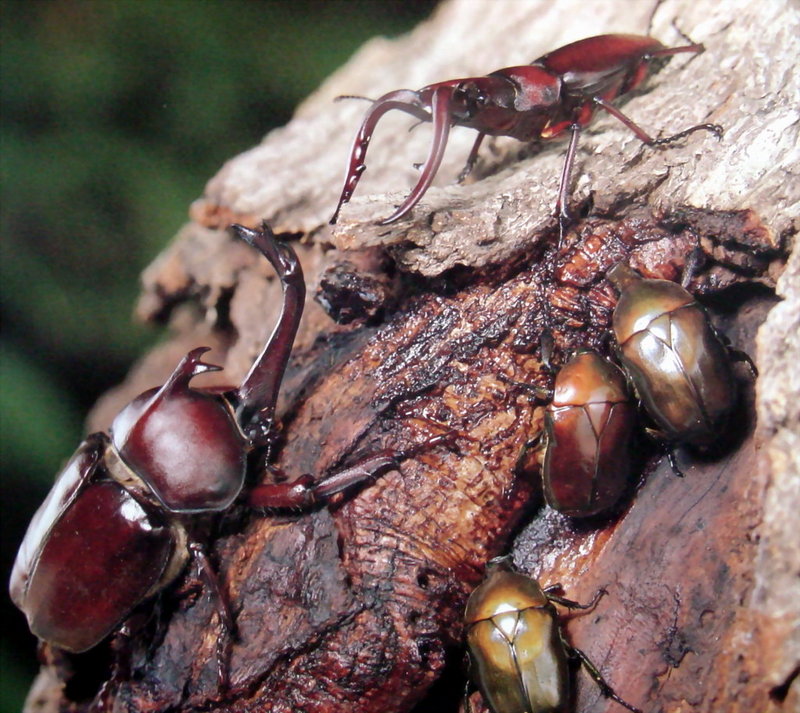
left=464, top=558, right=641, bottom=713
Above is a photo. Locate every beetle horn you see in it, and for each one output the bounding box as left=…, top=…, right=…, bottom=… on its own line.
left=167, top=347, right=223, bottom=386
left=378, top=85, right=454, bottom=225
left=330, top=89, right=438, bottom=224
left=230, top=223, right=306, bottom=442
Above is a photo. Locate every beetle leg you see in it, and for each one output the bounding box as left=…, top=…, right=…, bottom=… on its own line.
left=640, top=425, right=688, bottom=477
left=457, top=131, right=486, bottom=184
left=500, top=377, right=552, bottom=402
left=727, top=347, right=758, bottom=378
left=555, top=123, right=582, bottom=246
left=514, top=433, right=544, bottom=477
left=249, top=427, right=462, bottom=510
left=189, top=542, right=235, bottom=692
left=331, top=89, right=434, bottom=224
left=231, top=223, right=305, bottom=447
left=708, top=321, right=759, bottom=378
left=546, top=586, right=606, bottom=613
left=249, top=454, right=399, bottom=510
left=539, top=328, right=556, bottom=372
left=89, top=627, right=134, bottom=713
left=462, top=684, right=480, bottom=713
left=378, top=85, right=455, bottom=225
left=562, top=641, right=644, bottom=713
left=665, top=445, right=686, bottom=478
left=680, top=246, right=705, bottom=288
left=592, top=96, right=723, bottom=147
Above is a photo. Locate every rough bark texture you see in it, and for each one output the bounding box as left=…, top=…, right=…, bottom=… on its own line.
left=24, top=0, right=798, bottom=712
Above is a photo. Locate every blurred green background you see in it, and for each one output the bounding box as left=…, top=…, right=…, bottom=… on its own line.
left=0, top=1, right=438, bottom=709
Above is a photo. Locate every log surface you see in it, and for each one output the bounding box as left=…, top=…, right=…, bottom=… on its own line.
left=24, top=1, right=799, bottom=712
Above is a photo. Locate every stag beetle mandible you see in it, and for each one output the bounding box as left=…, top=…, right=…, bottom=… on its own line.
left=331, top=33, right=722, bottom=226
left=10, top=224, right=396, bottom=680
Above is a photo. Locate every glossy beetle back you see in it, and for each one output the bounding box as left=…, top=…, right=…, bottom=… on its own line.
left=538, top=34, right=664, bottom=77
left=609, top=265, right=736, bottom=447
left=612, top=277, right=695, bottom=344
left=10, top=434, right=178, bottom=652
left=111, top=348, right=247, bottom=513
left=466, top=566, right=567, bottom=713
left=544, top=351, right=635, bottom=516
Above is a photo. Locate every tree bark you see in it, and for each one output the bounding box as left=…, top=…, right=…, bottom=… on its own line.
left=25, top=0, right=798, bottom=712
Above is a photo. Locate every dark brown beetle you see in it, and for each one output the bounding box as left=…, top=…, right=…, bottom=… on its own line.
left=331, top=33, right=721, bottom=226
left=465, top=557, right=641, bottom=713
left=607, top=262, right=738, bottom=458
left=540, top=350, right=636, bottom=517
left=9, top=223, right=395, bottom=662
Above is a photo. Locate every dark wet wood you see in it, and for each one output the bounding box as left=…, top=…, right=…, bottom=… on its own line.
left=36, top=208, right=787, bottom=713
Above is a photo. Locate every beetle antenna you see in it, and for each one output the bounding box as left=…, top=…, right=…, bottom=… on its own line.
left=645, top=0, right=668, bottom=36
left=334, top=94, right=376, bottom=103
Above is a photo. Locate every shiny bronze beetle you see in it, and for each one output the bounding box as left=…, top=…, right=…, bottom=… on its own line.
left=464, top=558, right=641, bottom=713
left=540, top=350, right=636, bottom=517
left=607, top=263, right=739, bottom=456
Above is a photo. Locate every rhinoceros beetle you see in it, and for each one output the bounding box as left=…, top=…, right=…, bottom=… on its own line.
left=606, top=262, right=745, bottom=470
left=464, top=557, right=641, bottom=713
left=539, top=350, right=636, bottom=518
left=331, top=33, right=722, bottom=226
left=9, top=223, right=396, bottom=672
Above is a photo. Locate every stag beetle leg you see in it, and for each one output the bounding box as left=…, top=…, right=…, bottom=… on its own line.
left=555, top=123, right=582, bottom=244
left=457, top=132, right=487, bottom=184
left=592, top=96, right=722, bottom=148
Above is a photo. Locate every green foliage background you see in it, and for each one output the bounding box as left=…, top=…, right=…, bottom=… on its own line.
left=0, top=1, right=437, bottom=709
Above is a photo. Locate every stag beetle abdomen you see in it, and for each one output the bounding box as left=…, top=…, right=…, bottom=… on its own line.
left=543, top=350, right=635, bottom=517
left=537, top=34, right=663, bottom=87
left=111, top=348, right=246, bottom=513
left=608, top=263, right=735, bottom=448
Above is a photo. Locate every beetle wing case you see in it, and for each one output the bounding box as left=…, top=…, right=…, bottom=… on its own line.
left=612, top=277, right=736, bottom=447
left=10, top=433, right=178, bottom=653
left=543, top=351, right=635, bottom=516
left=467, top=611, right=565, bottom=713
left=466, top=568, right=568, bottom=713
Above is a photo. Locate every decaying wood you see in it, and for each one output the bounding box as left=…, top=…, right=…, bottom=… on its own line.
left=24, top=0, right=798, bottom=712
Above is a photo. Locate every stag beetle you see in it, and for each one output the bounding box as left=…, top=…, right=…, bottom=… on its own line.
left=10, top=224, right=396, bottom=668
left=331, top=33, right=721, bottom=226
left=607, top=262, right=745, bottom=470
left=538, top=350, right=636, bottom=518
left=465, top=557, right=641, bottom=713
